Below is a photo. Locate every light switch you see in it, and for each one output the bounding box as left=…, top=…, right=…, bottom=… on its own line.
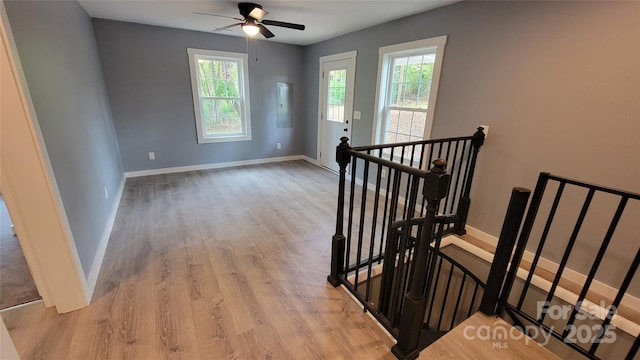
left=353, top=111, right=361, bottom=120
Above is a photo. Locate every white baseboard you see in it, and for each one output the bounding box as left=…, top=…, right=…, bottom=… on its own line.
left=302, top=155, right=319, bottom=166
left=463, top=226, right=639, bottom=335
left=124, top=155, right=307, bottom=178
left=84, top=174, right=125, bottom=300
left=464, top=226, right=498, bottom=247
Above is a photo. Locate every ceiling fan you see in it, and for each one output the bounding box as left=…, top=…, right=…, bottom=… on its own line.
left=195, top=2, right=305, bottom=39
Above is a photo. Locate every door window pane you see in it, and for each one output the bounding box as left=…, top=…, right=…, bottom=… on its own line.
left=327, top=69, right=346, bottom=123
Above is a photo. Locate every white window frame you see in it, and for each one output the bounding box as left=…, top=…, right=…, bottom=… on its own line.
left=187, top=48, right=252, bottom=143
left=372, top=36, right=447, bottom=147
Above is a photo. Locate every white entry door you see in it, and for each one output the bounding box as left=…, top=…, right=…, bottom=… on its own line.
left=319, top=51, right=356, bottom=172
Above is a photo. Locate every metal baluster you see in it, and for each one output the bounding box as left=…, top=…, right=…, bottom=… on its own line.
left=354, top=158, right=370, bottom=294
left=589, top=249, right=640, bottom=355
left=427, top=256, right=444, bottom=327
left=515, top=175, right=559, bottom=310
left=345, top=158, right=358, bottom=278
left=467, top=283, right=480, bottom=318
left=450, top=273, right=467, bottom=329
left=562, top=196, right=628, bottom=338
left=538, top=188, right=595, bottom=324
left=365, top=163, right=384, bottom=302
left=453, top=128, right=485, bottom=235
left=437, top=264, right=455, bottom=330
left=446, top=140, right=461, bottom=215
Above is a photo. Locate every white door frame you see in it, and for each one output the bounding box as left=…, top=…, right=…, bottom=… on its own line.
left=1, top=3, right=88, bottom=313
left=317, top=50, right=357, bottom=167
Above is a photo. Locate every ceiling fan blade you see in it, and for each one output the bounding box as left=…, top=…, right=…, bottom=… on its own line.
left=238, top=2, right=268, bottom=20
left=249, top=7, right=268, bottom=20
left=257, top=24, right=275, bottom=38
left=260, top=20, right=305, bottom=31
left=212, top=23, right=243, bottom=32
left=194, top=12, right=243, bottom=21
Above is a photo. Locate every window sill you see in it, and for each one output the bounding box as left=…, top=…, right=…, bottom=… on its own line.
left=197, top=134, right=252, bottom=144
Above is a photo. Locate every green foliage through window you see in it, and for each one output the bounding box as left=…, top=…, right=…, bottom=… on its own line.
left=389, top=55, right=434, bottom=109
left=197, top=59, right=242, bottom=135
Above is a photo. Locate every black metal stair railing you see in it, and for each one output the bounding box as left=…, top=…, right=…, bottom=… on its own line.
left=327, top=128, right=485, bottom=360
left=480, top=173, right=640, bottom=360
left=345, top=127, right=485, bottom=236
left=379, top=215, right=486, bottom=357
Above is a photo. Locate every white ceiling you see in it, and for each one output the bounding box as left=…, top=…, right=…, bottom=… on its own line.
left=78, top=1, right=457, bottom=46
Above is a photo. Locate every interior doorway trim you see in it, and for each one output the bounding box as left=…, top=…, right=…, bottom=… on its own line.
left=1, top=3, right=88, bottom=313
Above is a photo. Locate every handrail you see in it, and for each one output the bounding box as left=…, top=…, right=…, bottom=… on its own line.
left=351, top=134, right=479, bottom=152
left=346, top=149, right=427, bottom=177
left=546, top=174, right=640, bottom=199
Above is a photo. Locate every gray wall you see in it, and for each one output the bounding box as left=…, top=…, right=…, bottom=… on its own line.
left=92, top=19, right=305, bottom=172
left=303, top=1, right=640, bottom=286
left=5, top=1, right=124, bottom=277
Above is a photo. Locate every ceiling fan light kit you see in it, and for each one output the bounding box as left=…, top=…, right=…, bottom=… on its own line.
left=241, top=21, right=260, bottom=36
left=196, top=2, right=305, bottom=39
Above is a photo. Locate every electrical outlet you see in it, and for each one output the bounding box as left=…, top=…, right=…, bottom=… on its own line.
left=148, top=152, right=155, bottom=160
left=104, top=187, right=109, bottom=199
left=480, top=125, right=489, bottom=139
left=276, top=143, right=282, bottom=150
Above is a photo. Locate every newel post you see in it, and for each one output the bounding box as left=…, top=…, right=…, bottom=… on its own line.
left=327, top=137, right=352, bottom=287
left=454, top=127, right=486, bottom=235
left=479, top=187, right=530, bottom=315
left=392, top=159, right=450, bottom=360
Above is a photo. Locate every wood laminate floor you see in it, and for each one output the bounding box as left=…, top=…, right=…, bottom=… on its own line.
left=2, top=161, right=401, bottom=360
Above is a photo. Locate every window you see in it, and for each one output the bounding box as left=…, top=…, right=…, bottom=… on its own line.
left=373, top=36, right=447, bottom=148
left=187, top=48, right=252, bottom=143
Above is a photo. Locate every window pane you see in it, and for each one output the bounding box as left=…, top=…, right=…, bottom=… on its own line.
left=416, top=56, right=434, bottom=108
left=326, top=69, right=346, bottom=123
left=197, top=59, right=215, bottom=97
left=388, top=109, right=400, bottom=134
left=201, top=98, right=243, bottom=135
left=384, top=109, right=428, bottom=146
left=385, top=132, right=397, bottom=144
left=390, top=53, right=435, bottom=110
left=389, top=82, right=401, bottom=107
left=397, top=110, right=412, bottom=136
left=410, top=111, right=427, bottom=138
left=396, top=133, right=410, bottom=143
left=198, top=59, right=239, bottom=98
